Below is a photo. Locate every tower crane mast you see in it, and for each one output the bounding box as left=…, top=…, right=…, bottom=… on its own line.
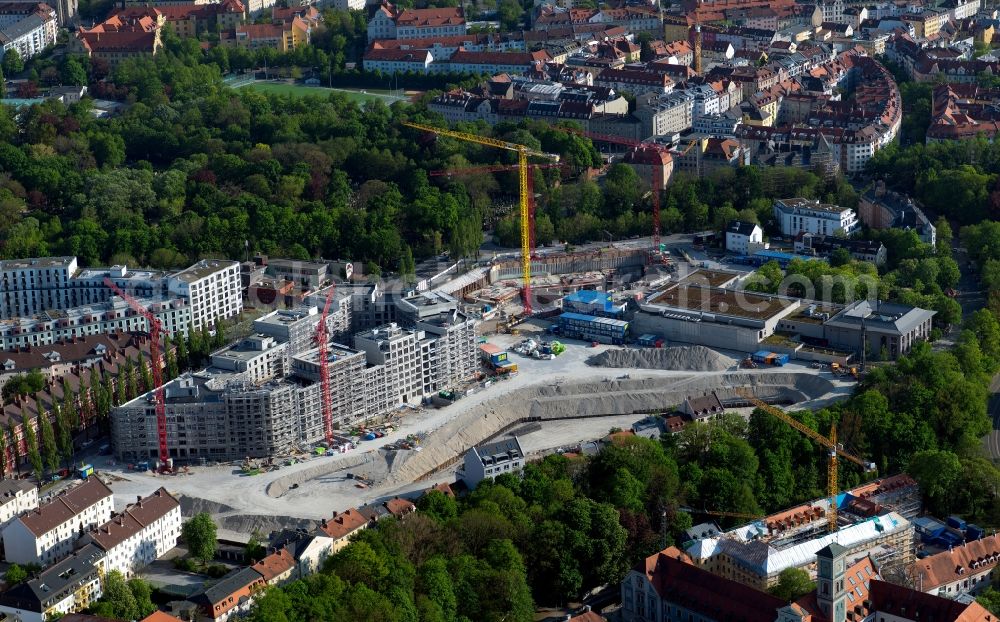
left=103, top=278, right=169, bottom=469
left=558, top=128, right=696, bottom=255
left=742, top=394, right=875, bottom=532
left=402, top=121, right=559, bottom=314
left=315, top=286, right=336, bottom=447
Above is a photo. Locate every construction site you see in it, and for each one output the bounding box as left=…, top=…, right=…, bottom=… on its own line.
left=89, top=123, right=933, bottom=557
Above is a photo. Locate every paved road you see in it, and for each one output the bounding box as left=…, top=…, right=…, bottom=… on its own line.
left=983, top=374, right=1000, bottom=459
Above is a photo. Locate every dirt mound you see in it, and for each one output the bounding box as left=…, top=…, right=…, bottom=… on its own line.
left=219, top=513, right=318, bottom=535
left=586, top=346, right=736, bottom=372
left=176, top=494, right=236, bottom=517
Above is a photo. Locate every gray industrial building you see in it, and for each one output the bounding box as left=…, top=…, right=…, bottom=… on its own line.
left=824, top=300, right=935, bottom=360
left=630, top=272, right=935, bottom=360
left=633, top=283, right=801, bottom=353
left=111, top=291, right=479, bottom=462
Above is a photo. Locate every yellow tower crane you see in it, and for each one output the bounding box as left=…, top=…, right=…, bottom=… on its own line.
left=402, top=121, right=559, bottom=314
left=742, top=395, right=876, bottom=533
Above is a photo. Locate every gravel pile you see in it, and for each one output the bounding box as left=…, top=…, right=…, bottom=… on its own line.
left=586, top=346, right=736, bottom=372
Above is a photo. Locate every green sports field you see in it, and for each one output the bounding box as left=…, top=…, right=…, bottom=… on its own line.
left=238, top=81, right=408, bottom=104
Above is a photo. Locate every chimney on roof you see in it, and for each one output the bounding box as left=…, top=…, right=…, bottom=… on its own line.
left=137, top=495, right=142, bottom=506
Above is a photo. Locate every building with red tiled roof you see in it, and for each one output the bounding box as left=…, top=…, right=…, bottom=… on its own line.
left=446, top=50, right=549, bottom=75
left=927, top=83, right=1000, bottom=142
left=623, top=543, right=992, bottom=622
left=142, top=612, right=185, bottom=622
left=914, top=534, right=1000, bottom=598
left=3, top=476, right=114, bottom=566
left=69, top=7, right=162, bottom=66
left=82, top=487, right=181, bottom=578
left=318, top=508, right=369, bottom=553
left=252, top=548, right=296, bottom=585
left=384, top=497, right=416, bottom=519
left=595, top=68, right=674, bottom=97
left=367, top=2, right=465, bottom=43
left=621, top=547, right=785, bottom=622
left=140, top=0, right=243, bottom=38
left=622, top=145, right=673, bottom=189
left=221, top=15, right=310, bottom=51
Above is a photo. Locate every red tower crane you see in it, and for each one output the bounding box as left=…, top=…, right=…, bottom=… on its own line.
left=562, top=128, right=673, bottom=252
left=103, top=278, right=169, bottom=469
left=560, top=129, right=697, bottom=255
left=315, top=286, right=336, bottom=447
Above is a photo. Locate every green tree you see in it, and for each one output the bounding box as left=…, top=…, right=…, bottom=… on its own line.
left=60, top=57, right=88, bottom=86
left=182, top=513, right=218, bottom=565
left=37, top=412, right=57, bottom=475
left=2, top=49, right=23, bottom=75
left=55, top=403, right=73, bottom=467
left=769, top=567, right=815, bottom=602
left=164, top=334, right=179, bottom=380
left=830, top=247, right=852, bottom=267
left=327, top=541, right=389, bottom=588
left=7, top=423, right=19, bottom=476
left=22, top=419, right=41, bottom=480
left=5, top=563, right=26, bottom=585
left=175, top=334, right=189, bottom=372
left=416, top=489, right=458, bottom=522
left=908, top=449, right=962, bottom=515
left=90, top=570, right=138, bottom=619
left=62, top=380, right=78, bottom=430
left=245, top=531, right=266, bottom=563
left=978, top=586, right=1000, bottom=615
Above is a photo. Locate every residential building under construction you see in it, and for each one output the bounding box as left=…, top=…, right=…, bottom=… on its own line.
left=683, top=475, right=919, bottom=591
left=110, top=294, right=478, bottom=462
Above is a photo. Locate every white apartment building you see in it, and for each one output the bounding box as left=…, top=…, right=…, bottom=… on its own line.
left=636, top=91, right=694, bottom=137
left=0, top=257, right=242, bottom=347
left=773, top=198, right=859, bottom=237
left=167, top=259, right=242, bottom=333
left=0, top=3, right=58, bottom=61
left=3, top=477, right=113, bottom=566
left=331, top=0, right=364, bottom=9
left=0, top=544, right=105, bottom=622
left=367, top=5, right=465, bottom=42
left=0, top=297, right=190, bottom=351
left=82, top=487, right=181, bottom=578
left=211, top=334, right=288, bottom=384
left=461, top=436, right=524, bottom=489
left=688, top=83, right=722, bottom=117
left=0, top=480, right=38, bottom=533
left=363, top=48, right=434, bottom=74
left=725, top=220, right=764, bottom=255
left=353, top=323, right=425, bottom=405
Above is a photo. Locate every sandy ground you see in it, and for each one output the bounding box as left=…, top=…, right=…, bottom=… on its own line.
left=101, top=331, right=854, bottom=526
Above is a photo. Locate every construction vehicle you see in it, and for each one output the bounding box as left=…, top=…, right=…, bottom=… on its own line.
left=104, top=278, right=172, bottom=473
left=741, top=392, right=875, bottom=532
left=403, top=121, right=559, bottom=314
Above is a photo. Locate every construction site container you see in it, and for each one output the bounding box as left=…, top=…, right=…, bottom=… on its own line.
left=480, top=343, right=502, bottom=357
left=947, top=516, right=967, bottom=531
left=77, top=464, right=94, bottom=479
left=772, top=353, right=789, bottom=366
left=967, top=524, right=984, bottom=540
left=751, top=351, right=772, bottom=364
